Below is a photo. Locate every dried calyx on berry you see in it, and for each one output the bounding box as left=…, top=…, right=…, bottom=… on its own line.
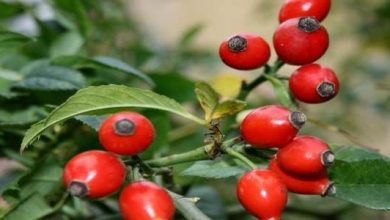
left=298, top=16, right=321, bottom=32
left=227, top=35, right=247, bottom=52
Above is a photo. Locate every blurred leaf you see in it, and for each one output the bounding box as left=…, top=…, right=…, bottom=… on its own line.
left=186, top=185, right=227, bottom=220
left=264, top=74, right=294, bottom=109
left=212, top=100, right=246, bottom=120
left=141, top=111, right=170, bottom=159
left=179, top=24, right=203, bottom=48
left=329, top=145, right=390, bottom=210
left=52, top=0, right=91, bottom=37
left=21, top=85, right=205, bottom=151
left=181, top=159, right=246, bottom=179
left=51, top=55, right=154, bottom=86
left=0, top=106, right=46, bottom=127
left=49, top=32, right=84, bottom=57
left=211, top=73, right=242, bottom=98
left=169, top=191, right=211, bottom=220
left=0, top=2, right=25, bottom=19
left=0, top=31, right=33, bottom=53
left=12, top=65, right=85, bottom=91
left=195, top=82, right=219, bottom=122
left=2, top=193, right=53, bottom=220
left=150, top=73, right=195, bottom=102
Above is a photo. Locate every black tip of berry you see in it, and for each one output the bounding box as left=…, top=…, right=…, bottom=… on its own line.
left=228, top=35, right=247, bottom=52
left=322, top=182, right=336, bottom=197
left=289, top=111, right=306, bottom=129
left=68, top=181, right=88, bottom=198
left=317, top=81, right=336, bottom=98
left=321, top=150, right=335, bottom=167
left=114, top=119, right=135, bottom=136
left=298, top=17, right=320, bottom=32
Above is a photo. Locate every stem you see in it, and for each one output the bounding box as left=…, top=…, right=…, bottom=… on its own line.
left=238, top=59, right=285, bottom=100
left=223, top=146, right=257, bottom=169
left=145, top=144, right=213, bottom=167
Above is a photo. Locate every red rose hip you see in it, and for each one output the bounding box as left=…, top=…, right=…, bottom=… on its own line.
left=99, top=111, right=155, bottom=155
left=219, top=33, right=271, bottom=70
left=269, top=158, right=334, bottom=195
left=277, top=135, right=335, bottom=176
left=119, top=181, right=175, bottom=220
left=237, top=169, right=288, bottom=220
left=289, top=64, right=339, bottom=103
left=279, top=0, right=332, bottom=23
left=240, top=105, right=306, bottom=148
left=63, top=150, right=126, bottom=199
left=273, top=17, right=329, bottom=65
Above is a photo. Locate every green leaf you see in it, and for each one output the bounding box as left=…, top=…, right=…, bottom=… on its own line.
left=51, top=55, right=154, bottom=86
left=12, top=65, right=85, bottom=91
left=0, top=2, right=25, bottom=19
left=186, top=185, right=227, bottom=220
left=212, top=100, right=246, bottom=120
left=179, top=24, right=203, bottom=47
left=150, top=73, right=195, bottom=102
left=195, top=82, right=219, bottom=121
left=329, top=144, right=390, bottom=210
left=21, top=85, right=205, bottom=151
left=49, top=32, right=84, bottom=57
left=181, top=159, right=246, bottom=179
left=264, top=74, right=295, bottom=109
left=0, top=106, right=47, bottom=127
left=74, top=115, right=107, bottom=131
left=3, top=193, right=53, bottom=220
left=0, top=31, right=33, bottom=53
left=169, top=191, right=211, bottom=220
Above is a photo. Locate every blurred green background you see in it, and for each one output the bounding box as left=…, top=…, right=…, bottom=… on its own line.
left=0, top=0, right=389, bottom=219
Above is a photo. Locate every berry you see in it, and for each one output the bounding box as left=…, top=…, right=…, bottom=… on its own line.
left=279, top=0, right=331, bottom=23
left=289, top=64, right=340, bottom=103
left=273, top=17, right=329, bottom=65
left=99, top=112, right=155, bottom=155
left=240, top=105, right=306, bottom=148
left=63, top=150, right=126, bottom=199
left=219, top=33, right=271, bottom=70
left=277, top=135, right=335, bottom=176
left=269, top=158, right=333, bottom=195
left=119, top=181, right=175, bottom=220
left=237, top=169, right=287, bottom=220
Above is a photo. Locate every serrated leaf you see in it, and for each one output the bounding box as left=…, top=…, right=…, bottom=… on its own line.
left=51, top=55, right=154, bottom=86
left=329, top=144, right=390, bottom=210
left=181, top=159, right=246, bottom=178
left=21, top=85, right=205, bottom=151
left=264, top=74, right=294, bottom=109
left=211, top=100, right=246, bottom=120
left=3, top=193, right=53, bottom=220
left=74, top=115, right=108, bottom=131
left=0, top=31, right=33, bottom=52
left=195, top=82, right=219, bottom=121
left=169, top=191, right=211, bottom=220
left=211, top=73, right=242, bottom=98
left=49, top=32, right=84, bottom=57
left=12, top=65, right=85, bottom=91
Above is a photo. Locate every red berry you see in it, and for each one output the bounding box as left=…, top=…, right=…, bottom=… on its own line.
left=240, top=105, right=306, bottom=148
left=237, top=169, right=287, bottom=220
left=273, top=17, right=329, bottom=65
left=63, top=150, right=126, bottom=199
left=289, top=64, right=339, bottom=103
left=119, top=181, right=175, bottom=220
left=279, top=0, right=331, bottom=23
left=219, top=33, right=271, bottom=70
left=99, top=112, right=155, bottom=155
left=269, top=158, right=333, bottom=195
left=277, top=135, right=335, bottom=176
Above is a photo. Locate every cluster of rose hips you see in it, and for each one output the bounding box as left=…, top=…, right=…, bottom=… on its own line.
left=63, top=112, right=175, bottom=220
left=219, top=0, right=339, bottom=219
